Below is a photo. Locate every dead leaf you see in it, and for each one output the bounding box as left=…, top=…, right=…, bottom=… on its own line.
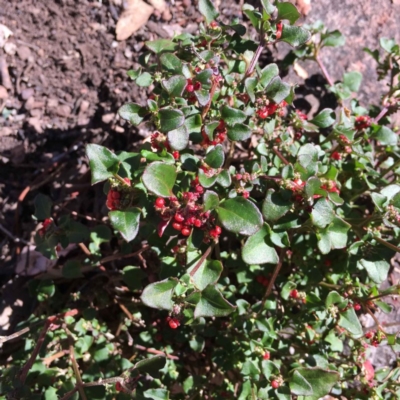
left=0, top=24, right=13, bottom=48
left=116, top=0, right=154, bottom=41
left=147, top=0, right=167, bottom=12
left=293, top=62, right=309, bottom=79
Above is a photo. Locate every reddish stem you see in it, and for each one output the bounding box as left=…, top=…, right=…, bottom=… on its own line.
left=316, top=55, right=334, bottom=87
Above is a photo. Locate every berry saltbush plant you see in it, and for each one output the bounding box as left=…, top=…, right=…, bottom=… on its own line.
left=3, top=1, right=400, bottom=399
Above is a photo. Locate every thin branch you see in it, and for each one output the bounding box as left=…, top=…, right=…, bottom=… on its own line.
left=261, top=248, right=285, bottom=309
left=134, top=344, right=179, bottom=360
left=18, top=309, right=78, bottom=384
left=374, top=236, right=400, bottom=253
left=0, top=327, right=30, bottom=345
left=114, top=173, right=131, bottom=186
left=189, top=245, right=214, bottom=278
left=65, top=325, right=87, bottom=400
left=100, top=245, right=149, bottom=264
left=0, top=222, right=31, bottom=245
left=272, top=146, right=289, bottom=165
left=315, top=55, right=334, bottom=87
left=374, top=106, right=389, bottom=123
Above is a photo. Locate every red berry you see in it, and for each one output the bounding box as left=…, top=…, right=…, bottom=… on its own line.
left=217, top=119, right=225, bottom=131
left=42, top=218, right=52, bottom=229
left=271, top=380, right=280, bottom=389
left=242, top=191, right=250, bottom=199
left=324, top=259, right=332, bottom=267
left=173, top=151, right=180, bottom=160
left=210, top=21, right=219, bottom=29
left=194, top=82, right=201, bottom=91
left=168, top=317, right=180, bottom=329
left=174, top=213, right=185, bottom=223
left=353, top=303, right=361, bottom=311
left=263, top=351, right=270, bottom=360
left=256, top=275, right=265, bottom=284
left=155, top=197, right=165, bottom=208
left=115, top=382, right=122, bottom=392
left=172, top=222, right=183, bottom=231
left=276, top=22, right=283, bottom=39
left=111, top=190, right=121, bottom=200
left=355, top=115, right=371, bottom=130
left=181, top=227, right=191, bottom=236
left=123, top=177, right=131, bottom=185
left=289, top=289, right=299, bottom=299
left=365, top=331, right=374, bottom=339
left=195, top=185, right=204, bottom=194
left=214, top=226, right=222, bottom=235
left=331, top=151, right=341, bottom=161
left=194, top=219, right=202, bottom=228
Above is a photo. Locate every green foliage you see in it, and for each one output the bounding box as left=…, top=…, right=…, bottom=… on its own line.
left=16, top=1, right=400, bottom=399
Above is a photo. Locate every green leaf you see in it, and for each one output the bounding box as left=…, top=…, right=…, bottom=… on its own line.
left=122, top=266, right=146, bottom=290
left=317, top=217, right=350, bottom=254
left=359, top=259, right=390, bottom=284
left=118, top=102, right=147, bottom=126
left=325, top=291, right=345, bottom=307
left=343, top=71, right=362, bottom=92
left=142, top=162, right=177, bottom=197
left=289, top=370, right=313, bottom=396
left=261, top=0, right=275, bottom=14
left=86, top=144, right=119, bottom=184
left=290, top=368, right=340, bottom=399
left=276, top=2, right=300, bottom=24
left=109, top=208, right=141, bottom=242
left=221, top=105, right=247, bottom=126
left=134, top=355, right=167, bottom=379
left=34, top=194, right=52, bottom=220
left=339, top=308, right=363, bottom=337
left=265, top=76, right=291, bottom=104
left=380, top=37, right=397, bottom=53
left=245, top=77, right=257, bottom=102
left=204, top=190, right=219, bottom=211
left=144, top=388, right=169, bottom=400
left=280, top=25, right=311, bottom=47
left=198, top=169, right=218, bottom=188
left=216, top=170, right=232, bottom=187
left=310, top=108, right=336, bottom=128
left=62, top=260, right=83, bottom=279
left=194, top=69, right=213, bottom=88
left=145, top=39, right=176, bottom=54
left=227, top=123, right=252, bottom=141
left=311, top=198, right=335, bottom=229
left=127, top=68, right=141, bottom=80
left=195, top=89, right=211, bottom=106
left=162, top=75, right=187, bottom=97
left=259, top=63, right=279, bottom=88
left=204, top=144, right=225, bottom=168
left=160, top=53, right=183, bottom=73
left=321, top=30, right=346, bottom=47
left=296, top=143, right=319, bottom=178
left=262, top=189, right=292, bottom=222
left=372, top=126, right=397, bottom=146
left=199, top=0, right=219, bottom=24
left=159, top=108, right=185, bottom=132
left=261, top=360, right=280, bottom=379
left=217, top=197, right=263, bottom=236
left=194, top=285, right=236, bottom=318
left=167, top=125, right=189, bottom=151
left=242, top=225, right=279, bottom=265
left=188, top=260, right=223, bottom=290
left=136, top=72, right=153, bottom=87
left=141, top=278, right=178, bottom=310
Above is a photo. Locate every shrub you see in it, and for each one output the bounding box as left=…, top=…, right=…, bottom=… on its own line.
left=3, top=1, right=400, bottom=399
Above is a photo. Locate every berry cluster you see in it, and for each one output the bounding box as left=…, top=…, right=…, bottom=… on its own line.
left=154, top=187, right=222, bottom=242
left=106, top=178, right=131, bottom=211
left=256, top=100, right=287, bottom=119
left=166, top=316, right=180, bottom=329
left=330, top=151, right=342, bottom=161
left=201, top=119, right=227, bottom=147
left=355, top=115, right=372, bottom=131
left=38, top=218, right=53, bottom=237
left=364, top=330, right=386, bottom=347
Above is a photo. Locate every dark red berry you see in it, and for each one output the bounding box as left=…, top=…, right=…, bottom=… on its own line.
left=214, top=226, right=222, bottom=235
left=172, top=222, right=183, bottom=231
left=168, top=317, right=180, bottom=329
left=331, top=151, right=341, bottom=160
left=172, top=151, right=180, bottom=160
left=353, top=303, right=361, bottom=311
left=271, top=380, right=280, bottom=389
left=195, top=185, right=204, bottom=194
left=174, top=213, right=185, bottom=223
left=181, top=227, right=191, bottom=236
left=115, top=382, right=122, bottom=392
left=365, top=331, right=374, bottom=339
left=263, top=351, right=270, bottom=360
left=289, top=289, right=299, bottom=299
left=242, top=191, right=250, bottom=199
left=155, top=197, right=165, bottom=208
